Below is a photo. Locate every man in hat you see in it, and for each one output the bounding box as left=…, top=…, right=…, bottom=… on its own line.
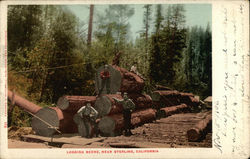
left=99, top=64, right=111, bottom=95
left=77, top=103, right=99, bottom=138
left=112, top=92, right=135, bottom=136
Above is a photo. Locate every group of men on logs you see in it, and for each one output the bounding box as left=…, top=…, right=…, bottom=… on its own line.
left=76, top=64, right=136, bottom=138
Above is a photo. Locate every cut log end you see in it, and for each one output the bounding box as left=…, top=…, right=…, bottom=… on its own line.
left=31, top=107, right=59, bottom=137
left=186, top=113, right=212, bottom=142
left=57, top=96, right=69, bottom=110
left=187, top=128, right=200, bottom=141
left=95, top=96, right=112, bottom=117
left=98, top=116, right=116, bottom=135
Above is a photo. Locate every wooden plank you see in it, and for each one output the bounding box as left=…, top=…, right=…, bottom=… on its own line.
left=22, top=134, right=106, bottom=146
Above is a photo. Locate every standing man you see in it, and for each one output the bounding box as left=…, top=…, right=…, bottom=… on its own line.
left=77, top=103, right=99, bottom=138
left=99, top=64, right=111, bottom=95
left=130, top=62, right=145, bottom=80
left=112, top=92, right=135, bottom=136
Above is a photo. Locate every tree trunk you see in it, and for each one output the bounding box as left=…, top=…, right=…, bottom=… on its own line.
left=87, top=4, right=94, bottom=47
left=187, top=113, right=212, bottom=141
left=94, top=94, right=123, bottom=117
left=95, top=65, right=144, bottom=95
left=152, top=90, right=200, bottom=108
left=112, top=65, right=145, bottom=93
left=151, top=90, right=181, bottom=108
left=57, top=95, right=96, bottom=112
left=179, top=92, right=199, bottom=107
left=7, top=90, right=42, bottom=114
left=95, top=93, right=153, bottom=117
left=158, top=104, right=189, bottom=118
left=31, top=107, right=60, bottom=137
left=98, top=108, right=156, bottom=136
left=127, top=93, right=153, bottom=109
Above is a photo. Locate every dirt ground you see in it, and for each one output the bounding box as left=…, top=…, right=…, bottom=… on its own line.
left=8, top=111, right=212, bottom=148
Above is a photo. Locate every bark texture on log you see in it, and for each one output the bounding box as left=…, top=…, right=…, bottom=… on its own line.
left=57, top=96, right=96, bottom=112
left=158, top=104, right=189, bottom=118
left=112, top=65, right=145, bottom=93
left=151, top=90, right=181, bottom=108
left=127, top=94, right=153, bottom=110
left=187, top=113, right=212, bottom=141
left=155, top=85, right=172, bottom=90
left=8, top=90, right=42, bottom=114
left=152, top=90, right=200, bottom=108
left=98, top=108, right=156, bottom=136
left=59, top=111, right=78, bottom=133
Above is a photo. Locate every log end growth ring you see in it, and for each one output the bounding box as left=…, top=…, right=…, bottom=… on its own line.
left=31, top=107, right=59, bottom=137
left=57, top=96, right=69, bottom=110
left=95, top=65, right=122, bottom=94
left=187, top=128, right=200, bottom=142
left=98, top=116, right=116, bottom=135
left=94, top=96, right=112, bottom=117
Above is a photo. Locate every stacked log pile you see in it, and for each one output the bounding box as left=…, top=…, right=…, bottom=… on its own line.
left=112, top=65, right=145, bottom=93
left=152, top=90, right=200, bottom=109
left=98, top=108, right=156, bottom=136
left=95, top=65, right=157, bottom=136
left=8, top=65, right=203, bottom=138
left=55, top=96, right=97, bottom=134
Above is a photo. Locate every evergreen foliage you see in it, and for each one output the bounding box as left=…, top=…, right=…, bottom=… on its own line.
left=7, top=4, right=211, bottom=127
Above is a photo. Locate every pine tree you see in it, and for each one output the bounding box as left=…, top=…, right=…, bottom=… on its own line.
left=150, top=4, right=186, bottom=85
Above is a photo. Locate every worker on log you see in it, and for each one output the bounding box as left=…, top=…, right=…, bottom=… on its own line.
left=77, top=103, right=99, bottom=138
left=98, top=64, right=111, bottom=95
left=112, top=92, right=135, bottom=136
left=130, top=62, right=145, bottom=80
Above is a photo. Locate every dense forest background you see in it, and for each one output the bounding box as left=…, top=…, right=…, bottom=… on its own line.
left=7, top=5, right=211, bottom=126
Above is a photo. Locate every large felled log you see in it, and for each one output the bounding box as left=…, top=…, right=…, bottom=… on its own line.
left=31, top=107, right=60, bottom=137
left=58, top=111, right=78, bottom=134
left=98, top=108, right=156, bottom=136
left=113, top=65, right=144, bottom=93
left=179, top=93, right=200, bottom=107
left=95, top=65, right=144, bottom=94
left=127, top=94, right=153, bottom=109
left=32, top=106, right=80, bottom=136
left=157, top=104, right=189, bottom=118
left=95, top=94, right=153, bottom=117
left=57, top=96, right=96, bottom=112
left=73, top=114, right=93, bottom=137
left=155, top=84, right=172, bottom=90
left=151, top=90, right=181, bottom=108
left=94, top=94, right=123, bottom=117
left=204, top=96, right=212, bottom=106
left=7, top=90, right=42, bottom=114
left=187, top=113, right=212, bottom=141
